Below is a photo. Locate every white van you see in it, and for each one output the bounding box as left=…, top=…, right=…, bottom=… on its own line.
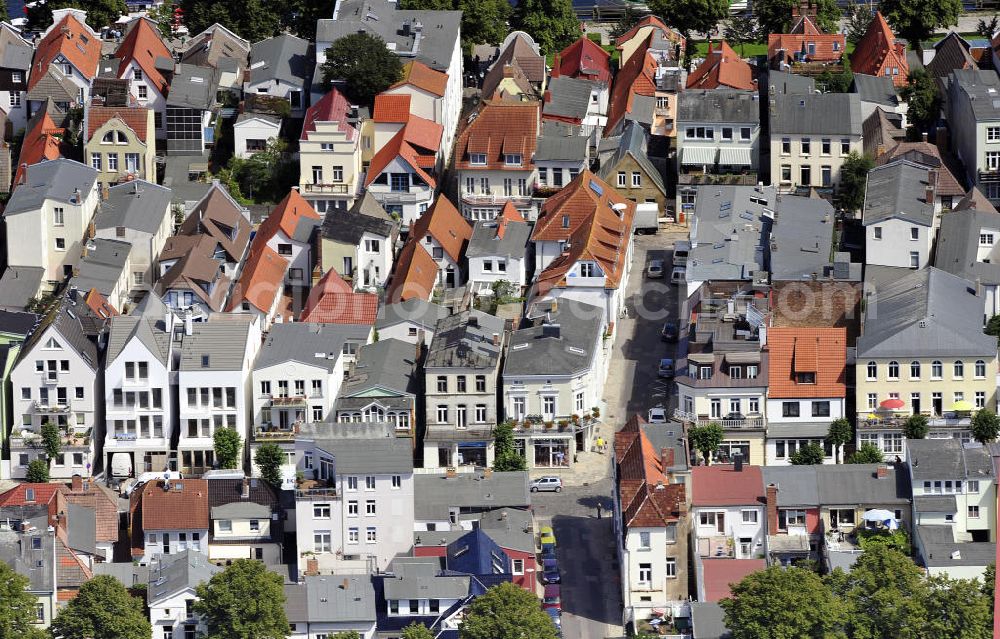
left=673, top=240, right=690, bottom=266
left=670, top=266, right=686, bottom=285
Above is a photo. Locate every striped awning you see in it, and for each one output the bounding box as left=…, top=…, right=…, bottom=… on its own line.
left=725, top=351, right=761, bottom=364
left=681, top=146, right=717, bottom=166
left=687, top=352, right=715, bottom=364
left=719, top=147, right=754, bottom=166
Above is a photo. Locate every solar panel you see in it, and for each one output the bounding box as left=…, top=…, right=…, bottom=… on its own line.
left=740, top=211, right=754, bottom=220
left=719, top=202, right=732, bottom=210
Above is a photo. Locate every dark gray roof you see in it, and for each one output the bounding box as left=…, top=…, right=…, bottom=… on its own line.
left=598, top=120, right=666, bottom=195
left=283, top=584, right=309, bottom=622
left=763, top=463, right=910, bottom=506
left=769, top=92, right=862, bottom=135
left=235, top=112, right=281, bottom=127
left=765, top=422, right=832, bottom=438
left=852, top=73, right=899, bottom=107
left=0, top=267, right=45, bottom=311
left=376, top=298, right=448, bottom=331
left=690, top=602, right=732, bottom=639
left=862, top=160, right=936, bottom=227
left=65, top=503, right=97, bottom=555
left=768, top=70, right=816, bottom=95
left=302, top=574, right=376, bottom=623
left=211, top=502, right=271, bottom=519
left=857, top=267, right=997, bottom=358
left=761, top=466, right=820, bottom=505
left=640, top=421, right=689, bottom=473
left=95, top=181, right=173, bottom=235
left=476, top=507, right=534, bottom=553
left=73, top=238, right=131, bottom=298
left=687, top=185, right=772, bottom=283
left=0, top=513, right=54, bottom=592
left=0, top=23, right=32, bottom=71
left=4, top=159, right=99, bottom=216
left=338, top=337, right=419, bottom=399
left=679, top=89, right=759, bottom=124
left=907, top=439, right=995, bottom=481
left=94, top=562, right=150, bottom=588
left=770, top=195, right=838, bottom=281
left=504, top=299, right=604, bottom=377
left=414, top=471, right=530, bottom=520
left=20, top=293, right=100, bottom=370
left=321, top=206, right=397, bottom=244
left=255, top=322, right=353, bottom=373
left=148, top=549, right=221, bottom=604
left=167, top=64, right=217, bottom=110
left=0, top=309, right=38, bottom=335
left=934, top=207, right=1000, bottom=285
left=949, top=68, right=1000, bottom=121
left=177, top=317, right=254, bottom=371
left=466, top=218, right=530, bottom=259
left=106, top=293, right=171, bottom=365
left=541, top=75, right=593, bottom=120
left=318, top=0, right=462, bottom=73
left=384, top=557, right=470, bottom=599
left=916, top=525, right=996, bottom=567
left=913, top=495, right=958, bottom=512
left=302, top=422, right=414, bottom=474
left=534, top=134, right=589, bottom=162
left=425, top=310, right=506, bottom=370
left=350, top=190, right=392, bottom=221
left=248, top=34, right=311, bottom=87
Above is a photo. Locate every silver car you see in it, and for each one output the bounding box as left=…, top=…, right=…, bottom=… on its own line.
left=530, top=476, right=563, bottom=493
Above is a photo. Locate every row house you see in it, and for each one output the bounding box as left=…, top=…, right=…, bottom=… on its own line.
left=856, top=267, right=999, bottom=459
left=383, top=60, right=457, bottom=159
left=248, top=187, right=321, bottom=289
left=206, top=476, right=284, bottom=564
left=335, top=337, right=420, bottom=438
left=453, top=100, right=540, bottom=220
left=72, top=238, right=133, bottom=314
left=863, top=160, right=943, bottom=270
left=14, top=106, right=66, bottom=188
left=179, top=23, right=250, bottom=96
left=466, top=201, right=530, bottom=297
left=164, top=64, right=218, bottom=156
left=27, top=9, right=101, bottom=116
left=935, top=190, right=1000, bottom=322
left=131, top=479, right=210, bottom=562
left=687, top=41, right=755, bottom=92
left=0, top=22, right=34, bottom=133
left=605, top=33, right=657, bottom=139
left=106, top=17, right=172, bottom=136
left=300, top=269, right=379, bottom=326
left=598, top=120, right=668, bottom=214
left=946, top=68, right=1000, bottom=204
left=542, top=75, right=607, bottom=143
left=850, top=11, right=909, bottom=87
left=285, top=575, right=377, bottom=638
left=0, top=311, right=39, bottom=459
left=245, top=34, right=311, bottom=118
left=535, top=125, right=588, bottom=192
left=503, top=299, right=608, bottom=468
left=616, top=15, right=686, bottom=69
left=147, top=550, right=219, bottom=639
left=676, top=90, right=760, bottom=188
left=374, top=298, right=448, bottom=346
left=412, top=470, right=530, bottom=531
left=318, top=193, right=399, bottom=289
left=404, top=195, right=472, bottom=291
left=84, top=102, right=157, bottom=186
left=373, top=558, right=479, bottom=638
left=299, top=88, right=363, bottom=213
left=873, top=139, right=964, bottom=209
left=384, top=238, right=439, bottom=304
left=482, top=31, right=545, bottom=100
left=553, top=36, right=612, bottom=134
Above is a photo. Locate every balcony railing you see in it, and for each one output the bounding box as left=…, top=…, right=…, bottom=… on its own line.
left=31, top=401, right=72, bottom=414
left=511, top=416, right=600, bottom=435
left=460, top=193, right=533, bottom=206
left=678, top=173, right=758, bottom=186
left=295, top=486, right=338, bottom=500
left=859, top=412, right=971, bottom=428
left=374, top=190, right=424, bottom=204
left=673, top=409, right=764, bottom=429
left=304, top=183, right=349, bottom=194
left=11, top=427, right=92, bottom=449
left=253, top=424, right=300, bottom=441
left=268, top=395, right=308, bottom=407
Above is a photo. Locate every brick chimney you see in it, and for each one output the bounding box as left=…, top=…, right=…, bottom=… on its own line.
left=661, top=447, right=674, bottom=469
left=925, top=169, right=937, bottom=204
left=71, top=474, right=83, bottom=492
left=242, top=477, right=250, bottom=499
left=876, top=464, right=889, bottom=479
left=766, top=483, right=779, bottom=533
left=305, top=558, right=319, bottom=575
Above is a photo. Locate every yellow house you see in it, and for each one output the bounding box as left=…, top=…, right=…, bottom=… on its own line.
left=855, top=268, right=999, bottom=459
left=84, top=104, right=156, bottom=188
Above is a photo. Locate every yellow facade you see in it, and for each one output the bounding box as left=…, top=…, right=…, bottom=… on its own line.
left=854, top=356, right=998, bottom=416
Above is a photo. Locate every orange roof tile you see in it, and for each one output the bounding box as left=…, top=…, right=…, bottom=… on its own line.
left=140, top=480, right=209, bottom=531
left=385, top=240, right=438, bottom=303
left=767, top=16, right=846, bottom=63
left=851, top=12, right=909, bottom=87
left=84, top=288, right=118, bottom=319
left=374, top=94, right=412, bottom=123
left=453, top=101, right=539, bottom=171
left=255, top=189, right=320, bottom=245
left=300, top=268, right=379, bottom=324
left=29, top=13, right=101, bottom=90
left=555, top=37, right=612, bottom=84
left=226, top=241, right=288, bottom=313
left=15, top=111, right=64, bottom=184
left=364, top=128, right=436, bottom=188
left=615, top=15, right=678, bottom=47
left=402, top=114, right=443, bottom=153
left=533, top=169, right=633, bottom=242
left=114, top=18, right=172, bottom=95
left=390, top=61, right=447, bottom=97
left=0, top=483, right=63, bottom=507
left=615, top=415, right=685, bottom=529
left=702, top=559, right=767, bottom=602
left=87, top=105, right=152, bottom=143
left=302, top=87, right=358, bottom=141
left=766, top=327, right=847, bottom=398
left=409, top=194, right=472, bottom=263
left=605, top=34, right=658, bottom=136
left=687, top=41, right=755, bottom=90
left=495, top=201, right=525, bottom=240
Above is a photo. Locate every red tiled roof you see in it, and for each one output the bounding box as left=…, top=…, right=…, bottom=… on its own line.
left=767, top=16, right=846, bottom=63
left=687, top=41, right=755, bottom=91
left=702, top=559, right=767, bottom=602
left=255, top=189, right=320, bottom=245
left=615, top=15, right=680, bottom=47
left=301, top=268, right=379, bottom=324
left=140, top=480, right=209, bottom=531
left=615, top=415, right=685, bottom=529
left=87, top=105, right=152, bottom=143
left=302, top=87, right=358, bottom=141
left=29, top=13, right=101, bottom=90
left=605, top=34, right=657, bottom=136
left=409, top=194, right=472, bottom=263
left=63, top=480, right=119, bottom=543
left=227, top=241, right=288, bottom=313
left=402, top=115, right=443, bottom=153
left=555, top=37, right=612, bottom=84
left=114, top=17, right=172, bottom=95
left=390, top=60, right=447, bottom=97
left=851, top=12, right=909, bottom=87
left=453, top=100, right=539, bottom=171
left=84, top=288, right=118, bottom=319
left=691, top=465, right=765, bottom=506
left=495, top=201, right=525, bottom=240
left=374, top=93, right=412, bottom=123
left=385, top=240, right=438, bottom=303
left=533, top=169, right=633, bottom=242
left=766, top=327, right=846, bottom=398
left=365, top=128, right=437, bottom=188
left=0, top=483, right=63, bottom=507
left=15, top=111, right=64, bottom=185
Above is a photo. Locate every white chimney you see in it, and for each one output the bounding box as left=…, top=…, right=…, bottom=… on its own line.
left=184, top=310, right=194, bottom=336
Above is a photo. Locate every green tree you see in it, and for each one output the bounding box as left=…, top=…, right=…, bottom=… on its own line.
left=50, top=575, right=151, bottom=639
left=321, top=33, right=404, bottom=106
left=399, top=0, right=511, bottom=49
left=194, top=559, right=288, bottom=639
left=845, top=0, right=874, bottom=44
left=720, top=565, right=846, bottom=639
left=0, top=562, right=47, bottom=638
left=688, top=423, right=725, bottom=465
left=331, top=633, right=361, bottom=639
left=880, top=0, right=961, bottom=49
left=978, top=15, right=1000, bottom=41
left=254, top=444, right=284, bottom=487
left=923, top=574, right=992, bottom=639
left=901, top=68, right=942, bottom=134
left=826, top=418, right=852, bottom=463
left=40, top=421, right=61, bottom=467
left=25, top=459, right=49, bottom=483
left=846, top=442, right=884, bottom=464
left=983, top=562, right=995, bottom=603
left=213, top=428, right=242, bottom=470
left=146, top=3, right=177, bottom=38
left=459, top=582, right=559, bottom=639
left=841, top=546, right=928, bottom=639
left=222, top=138, right=296, bottom=204
left=178, top=0, right=281, bottom=43
left=284, top=0, right=333, bottom=40
left=752, top=0, right=841, bottom=35
left=971, top=409, right=1000, bottom=444
left=511, top=0, right=580, bottom=55
left=903, top=414, right=929, bottom=439
left=612, top=4, right=643, bottom=38
left=790, top=442, right=826, bottom=465
left=838, top=151, right=875, bottom=212
left=724, top=15, right=759, bottom=57
left=816, top=66, right=853, bottom=93
left=28, top=0, right=125, bottom=31
left=986, top=314, right=1000, bottom=341
left=856, top=527, right=911, bottom=554
left=402, top=624, right=435, bottom=639
left=493, top=420, right=527, bottom=472
left=649, top=0, right=729, bottom=37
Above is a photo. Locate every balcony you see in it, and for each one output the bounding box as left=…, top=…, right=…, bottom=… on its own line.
left=253, top=423, right=301, bottom=441
left=673, top=409, right=765, bottom=430
left=460, top=192, right=533, bottom=206
left=678, top=173, right=758, bottom=186
left=304, top=183, right=350, bottom=194
left=858, top=412, right=971, bottom=429
left=511, top=415, right=600, bottom=436
left=31, top=401, right=72, bottom=414
left=268, top=395, right=308, bottom=407
left=295, top=486, right=338, bottom=500
left=373, top=189, right=424, bottom=204
left=11, top=427, right=92, bottom=449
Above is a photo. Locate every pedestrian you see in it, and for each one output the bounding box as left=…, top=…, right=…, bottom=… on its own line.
left=596, top=436, right=604, bottom=453
left=597, top=503, right=603, bottom=519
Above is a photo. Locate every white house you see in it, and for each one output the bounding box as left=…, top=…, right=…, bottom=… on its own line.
left=285, top=575, right=377, bottom=639
left=233, top=113, right=281, bottom=159
left=245, top=34, right=310, bottom=117
left=135, top=479, right=211, bottom=562
left=690, top=465, right=767, bottom=560
left=106, top=17, right=172, bottom=137
left=863, top=160, right=942, bottom=269
left=0, top=22, right=33, bottom=134
left=466, top=202, right=530, bottom=298
left=933, top=191, right=1000, bottom=324
left=146, top=549, right=220, bottom=639
left=318, top=195, right=399, bottom=290
left=374, top=299, right=448, bottom=346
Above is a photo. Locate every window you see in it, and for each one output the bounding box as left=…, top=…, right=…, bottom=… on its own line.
left=665, top=558, right=677, bottom=578
left=637, top=563, right=652, bottom=584
left=617, top=171, right=626, bottom=187
left=781, top=138, right=791, bottom=154
left=907, top=360, right=921, bottom=379
left=932, top=361, right=943, bottom=379
left=981, top=233, right=995, bottom=246
left=313, top=504, right=331, bottom=519
left=311, top=166, right=323, bottom=183
left=348, top=528, right=359, bottom=543
left=781, top=165, right=792, bottom=182
left=969, top=505, right=981, bottom=518
left=436, top=376, right=448, bottom=392
left=475, top=375, right=487, bottom=392
left=632, top=171, right=641, bottom=187
left=347, top=476, right=358, bottom=490
left=954, top=361, right=964, bottom=378
left=873, top=226, right=882, bottom=240
left=779, top=509, right=807, bottom=529
left=811, top=401, right=830, bottom=417
left=976, top=360, right=986, bottom=378
left=55, top=237, right=65, bottom=251
left=436, top=405, right=448, bottom=423
left=866, top=361, right=877, bottom=380
left=249, top=519, right=260, bottom=532
left=9, top=91, right=22, bottom=108
left=742, top=509, right=758, bottom=524
left=348, top=500, right=358, bottom=516
left=887, top=361, right=899, bottom=380
left=821, top=165, right=832, bottom=187
left=988, top=151, right=1000, bottom=171
left=740, top=127, right=751, bottom=140
left=470, top=153, right=486, bottom=165
left=365, top=476, right=376, bottom=490
left=366, top=527, right=377, bottom=542
left=504, top=153, right=521, bottom=166
left=91, top=152, right=102, bottom=171
left=721, top=127, right=733, bottom=140
left=107, top=153, right=118, bottom=171
left=639, top=531, right=651, bottom=549
left=391, top=475, right=402, bottom=489
left=989, top=127, right=1000, bottom=142
left=53, top=207, right=64, bottom=226
left=782, top=402, right=800, bottom=417
left=909, top=251, right=920, bottom=269
left=800, top=138, right=811, bottom=155
left=366, top=500, right=376, bottom=515
left=821, top=138, right=831, bottom=155
left=475, top=404, right=487, bottom=422
left=218, top=520, right=232, bottom=532
left=969, top=480, right=980, bottom=493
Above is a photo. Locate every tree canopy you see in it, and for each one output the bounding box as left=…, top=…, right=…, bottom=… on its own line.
left=721, top=565, right=847, bottom=638
left=400, top=0, right=512, bottom=51
left=826, top=418, right=853, bottom=463
left=845, top=0, right=874, bottom=43
left=25, top=459, right=49, bottom=483
left=321, top=33, right=404, bottom=106
left=0, top=562, right=47, bottom=638
left=648, top=0, right=729, bottom=37
left=511, top=0, right=580, bottom=56
left=790, top=442, right=826, bottom=465
left=880, top=0, right=962, bottom=47
left=839, top=151, right=875, bottom=212
left=903, top=414, right=929, bottom=439
left=213, top=427, right=242, bottom=470
left=178, top=0, right=281, bottom=43
left=901, top=68, right=942, bottom=134
left=846, top=442, right=884, bottom=464
left=40, top=422, right=61, bottom=466
left=493, top=420, right=527, bottom=472
left=402, top=623, right=436, bottom=639
left=460, top=582, right=559, bottom=639
left=688, top=423, right=725, bottom=464
left=50, top=575, right=151, bottom=639
left=753, top=0, right=840, bottom=35
left=194, top=559, right=288, bottom=639
left=972, top=409, right=1000, bottom=444
left=255, top=443, right=285, bottom=487
left=28, top=0, right=125, bottom=31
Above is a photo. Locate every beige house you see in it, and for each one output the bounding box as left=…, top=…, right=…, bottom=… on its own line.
left=84, top=105, right=156, bottom=188
left=299, top=87, right=363, bottom=213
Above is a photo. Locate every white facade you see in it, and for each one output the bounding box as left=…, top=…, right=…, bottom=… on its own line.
left=251, top=359, right=345, bottom=432
left=143, top=529, right=209, bottom=561
left=771, top=133, right=864, bottom=192
left=121, top=59, right=167, bottom=138
left=764, top=396, right=844, bottom=465
left=264, top=226, right=312, bottom=288
left=691, top=504, right=766, bottom=559
left=367, top=157, right=435, bottom=228
left=233, top=117, right=281, bottom=159
left=621, top=524, right=681, bottom=616
left=467, top=252, right=527, bottom=294
left=865, top=218, right=937, bottom=269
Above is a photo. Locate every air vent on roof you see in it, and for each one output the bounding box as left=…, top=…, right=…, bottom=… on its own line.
left=512, top=343, right=529, bottom=351
left=567, top=346, right=585, bottom=355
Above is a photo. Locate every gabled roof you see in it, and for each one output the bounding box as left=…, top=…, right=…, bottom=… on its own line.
left=374, top=93, right=412, bottom=123
left=504, top=299, right=604, bottom=376
left=770, top=91, right=862, bottom=135
left=226, top=241, right=287, bottom=313
left=533, top=169, right=633, bottom=242
left=862, top=159, right=937, bottom=227
left=180, top=23, right=250, bottom=71
left=28, top=11, right=101, bottom=90
left=321, top=205, right=397, bottom=245
left=542, top=75, right=594, bottom=122
left=14, top=108, right=64, bottom=185
left=686, top=41, right=754, bottom=91
left=466, top=204, right=530, bottom=259
left=177, top=182, right=251, bottom=264
left=83, top=287, right=117, bottom=319
left=87, top=104, right=153, bottom=144
left=114, top=17, right=172, bottom=95
left=63, top=480, right=120, bottom=544
left=0, top=22, right=32, bottom=72
left=875, top=141, right=964, bottom=196
left=851, top=12, right=908, bottom=82
left=364, top=127, right=437, bottom=188
left=615, top=15, right=684, bottom=49
left=926, top=31, right=975, bottom=79
left=300, top=268, right=379, bottom=325
left=338, top=337, right=420, bottom=399
left=453, top=100, right=539, bottom=171
left=302, top=87, right=358, bottom=141
left=614, top=415, right=685, bottom=529
left=852, top=73, right=899, bottom=107
left=255, top=322, right=354, bottom=372
left=692, top=465, right=765, bottom=506
left=0, top=483, right=63, bottom=507
left=483, top=31, right=545, bottom=89
left=154, top=235, right=231, bottom=312
left=95, top=180, right=172, bottom=235
left=767, top=15, right=845, bottom=63
left=605, top=34, right=657, bottom=136
left=555, top=37, right=612, bottom=84
left=935, top=204, right=1000, bottom=285
left=408, top=195, right=472, bottom=263
left=147, top=549, right=220, bottom=604
left=385, top=240, right=438, bottom=303
left=598, top=120, right=666, bottom=195
left=907, top=439, right=994, bottom=480
left=376, top=298, right=448, bottom=331
left=389, top=60, right=447, bottom=97
left=255, top=189, right=321, bottom=245
left=766, top=327, right=846, bottom=398
left=106, top=292, right=171, bottom=365
left=140, top=480, right=209, bottom=532
left=247, top=33, right=311, bottom=87
left=5, top=158, right=97, bottom=217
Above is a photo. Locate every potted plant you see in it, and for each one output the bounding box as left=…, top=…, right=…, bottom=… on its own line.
left=592, top=406, right=601, bottom=418
left=571, top=414, right=580, bottom=425
left=544, top=421, right=554, bottom=429
left=557, top=420, right=569, bottom=430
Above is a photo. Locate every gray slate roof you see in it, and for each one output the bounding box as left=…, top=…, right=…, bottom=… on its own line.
left=302, top=422, right=414, bottom=474
left=338, top=337, right=419, bottom=399
left=148, top=549, right=221, bottom=604
left=66, top=503, right=97, bottom=555
left=862, top=160, right=936, bottom=227
left=466, top=218, right=530, bottom=259
left=767, top=70, right=815, bottom=95
left=542, top=75, right=594, bottom=120
left=95, top=180, right=173, bottom=235
left=73, top=238, right=131, bottom=297
left=0, top=266, right=45, bottom=311
left=177, top=316, right=254, bottom=371
left=949, top=68, right=1000, bottom=121
left=770, top=195, right=837, bottom=280
left=762, top=463, right=910, bottom=506
left=477, top=507, right=534, bottom=553
left=915, top=524, right=996, bottom=567
left=769, top=92, right=862, bottom=135
left=19, top=292, right=100, bottom=370
left=535, top=134, right=589, bottom=162
left=934, top=207, right=1000, bottom=285
left=318, top=0, right=461, bottom=73
left=690, top=602, right=731, bottom=639
left=4, top=159, right=98, bottom=216
left=425, top=310, right=506, bottom=370
left=0, top=513, right=53, bottom=592
left=907, top=439, right=994, bottom=481
left=248, top=34, right=311, bottom=87
left=384, top=557, right=470, bottom=599
left=598, top=120, right=666, bottom=195
left=321, top=206, right=397, bottom=244
left=852, top=73, right=899, bottom=107
left=255, top=322, right=353, bottom=373
left=504, top=299, right=604, bottom=377
left=167, top=64, right=217, bottom=110
left=211, top=502, right=271, bottom=519
left=376, top=298, right=448, bottom=332
left=913, top=495, right=958, bottom=512
left=106, top=293, right=172, bottom=365
left=679, top=89, right=759, bottom=124
left=301, top=574, right=376, bottom=622
left=0, top=23, right=31, bottom=71
left=857, top=267, right=997, bottom=358
left=414, top=471, right=530, bottom=520
left=0, top=309, right=38, bottom=335
left=687, top=185, right=772, bottom=283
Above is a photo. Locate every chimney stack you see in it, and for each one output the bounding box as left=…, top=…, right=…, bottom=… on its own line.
left=492, top=332, right=499, bottom=347
left=446, top=466, right=457, bottom=478
left=661, top=447, right=674, bottom=469
left=766, top=483, right=779, bottom=534
left=484, top=467, right=493, bottom=479
left=925, top=169, right=937, bottom=204
left=71, top=474, right=82, bottom=492
left=184, top=310, right=194, bottom=336
left=876, top=464, right=889, bottom=479
left=241, top=477, right=250, bottom=499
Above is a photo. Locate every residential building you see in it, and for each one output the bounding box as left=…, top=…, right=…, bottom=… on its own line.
left=535, top=125, right=589, bottom=192
left=375, top=298, right=448, bottom=345
left=0, top=504, right=56, bottom=629
left=413, top=470, right=530, bottom=530
left=254, top=188, right=320, bottom=289
left=335, top=337, right=420, bottom=440
left=207, top=477, right=283, bottom=564
left=856, top=268, right=998, bottom=459
left=71, top=238, right=133, bottom=314
left=318, top=194, right=399, bottom=289
left=84, top=103, right=157, bottom=185
left=690, top=465, right=766, bottom=561
left=372, top=557, right=478, bottom=638
left=12, top=107, right=65, bottom=188
left=598, top=121, right=668, bottom=212
left=605, top=34, right=658, bottom=138
left=147, top=550, right=220, bottom=639
left=423, top=310, right=508, bottom=468
left=466, top=202, right=530, bottom=297
left=0, top=310, right=38, bottom=466
left=542, top=75, right=608, bottom=142
left=908, top=439, right=996, bottom=579
left=613, top=415, right=689, bottom=625
left=676, top=89, right=759, bottom=189
left=179, top=23, right=250, bottom=95
left=862, top=160, right=943, bottom=269
left=299, top=88, right=363, bottom=213
left=687, top=41, right=755, bottom=91
left=27, top=9, right=100, bottom=114
left=874, top=139, right=964, bottom=209
left=616, top=16, right=685, bottom=67
left=165, top=64, right=218, bottom=155
left=300, top=269, right=379, bottom=325
left=768, top=190, right=856, bottom=282
left=233, top=112, right=281, bottom=159
left=406, top=195, right=472, bottom=290
left=453, top=100, right=540, bottom=220
left=383, top=239, right=438, bottom=304
left=62, top=474, right=121, bottom=561
left=769, top=92, right=863, bottom=192
left=132, top=480, right=210, bottom=561
left=935, top=192, right=1000, bottom=322
left=93, top=180, right=173, bottom=293
left=853, top=73, right=906, bottom=124
left=107, top=17, right=172, bottom=136
left=553, top=36, right=612, bottom=130
left=946, top=68, right=1000, bottom=203
left=765, top=327, right=847, bottom=465
left=503, top=299, right=608, bottom=467
left=767, top=6, right=846, bottom=69
left=925, top=31, right=977, bottom=83
left=285, top=575, right=377, bottom=639
left=383, top=60, right=457, bottom=159
left=245, top=34, right=311, bottom=117
left=482, top=31, right=545, bottom=99
left=0, top=23, right=34, bottom=133
left=851, top=11, right=909, bottom=87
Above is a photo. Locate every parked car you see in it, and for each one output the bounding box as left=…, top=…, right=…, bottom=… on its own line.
left=542, top=557, right=561, bottom=584
left=540, top=526, right=557, bottom=550
left=541, top=545, right=557, bottom=561
left=646, top=259, right=664, bottom=278
left=647, top=406, right=667, bottom=423
left=661, top=320, right=678, bottom=342
left=546, top=607, right=562, bottom=629
left=670, top=266, right=686, bottom=285
left=531, top=476, right=563, bottom=493
left=658, top=358, right=675, bottom=378
left=673, top=240, right=690, bottom=266
left=543, top=584, right=562, bottom=610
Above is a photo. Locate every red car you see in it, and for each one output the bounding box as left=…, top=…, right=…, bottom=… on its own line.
left=542, top=584, right=561, bottom=611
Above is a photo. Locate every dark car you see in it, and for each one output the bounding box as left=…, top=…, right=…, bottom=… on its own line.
left=546, top=607, right=562, bottom=629
left=661, top=320, right=678, bottom=342
left=541, top=545, right=557, bottom=562
left=543, top=584, right=562, bottom=610
left=542, top=557, right=561, bottom=584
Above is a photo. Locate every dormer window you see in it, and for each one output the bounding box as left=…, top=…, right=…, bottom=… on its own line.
left=133, top=68, right=143, bottom=81
left=504, top=153, right=522, bottom=166
left=795, top=372, right=816, bottom=384
left=470, top=153, right=487, bottom=165
left=579, top=262, right=597, bottom=277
